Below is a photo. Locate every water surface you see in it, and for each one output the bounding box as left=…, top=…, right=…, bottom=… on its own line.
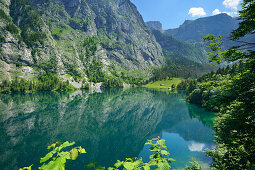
left=0, top=88, right=215, bottom=169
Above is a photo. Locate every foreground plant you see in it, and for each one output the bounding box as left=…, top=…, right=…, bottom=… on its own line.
left=103, top=137, right=175, bottom=170
left=20, top=137, right=176, bottom=170
left=19, top=141, right=86, bottom=170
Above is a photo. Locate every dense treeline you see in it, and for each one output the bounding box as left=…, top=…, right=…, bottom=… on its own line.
left=177, top=0, right=255, bottom=168
left=177, top=61, right=248, bottom=111
left=0, top=73, right=74, bottom=93
left=178, top=59, right=255, bottom=170
left=149, top=50, right=214, bottom=82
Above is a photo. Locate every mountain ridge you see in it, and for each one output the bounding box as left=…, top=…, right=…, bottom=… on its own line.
left=0, top=0, right=164, bottom=86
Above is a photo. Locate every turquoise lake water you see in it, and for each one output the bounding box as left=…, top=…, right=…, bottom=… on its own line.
left=0, top=88, right=216, bottom=169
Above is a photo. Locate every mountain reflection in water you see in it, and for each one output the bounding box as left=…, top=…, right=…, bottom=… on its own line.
left=0, top=88, right=215, bottom=169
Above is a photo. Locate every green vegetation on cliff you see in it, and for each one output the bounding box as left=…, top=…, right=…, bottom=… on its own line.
left=0, top=73, right=75, bottom=93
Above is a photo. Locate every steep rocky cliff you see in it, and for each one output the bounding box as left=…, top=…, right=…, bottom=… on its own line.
left=0, top=0, right=164, bottom=83
left=145, top=21, right=163, bottom=32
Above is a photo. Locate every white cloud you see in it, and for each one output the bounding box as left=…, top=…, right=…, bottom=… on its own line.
left=212, top=9, right=236, bottom=17
left=188, top=142, right=205, bottom=152
left=188, top=7, right=206, bottom=17
left=223, top=0, right=241, bottom=10
left=212, top=9, right=221, bottom=15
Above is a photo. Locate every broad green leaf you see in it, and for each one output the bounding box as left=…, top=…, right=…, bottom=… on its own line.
left=123, top=162, right=135, bottom=169
left=96, top=165, right=106, bottom=170
left=40, top=152, right=53, bottom=163
left=133, top=158, right=143, bottom=166
left=148, top=160, right=157, bottom=166
left=149, top=146, right=160, bottom=151
left=39, top=156, right=66, bottom=170
left=61, top=141, right=75, bottom=149
left=86, top=162, right=97, bottom=169
left=142, top=164, right=150, bottom=170
left=157, top=140, right=165, bottom=146
left=47, top=144, right=55, bottom=150
left=47, top=142, right=61, bottom=150
left=162, top=145, right=168, bottom=150
left=70, top=148, right=79, bottom=160
left=149, top=154, right=160, bottom=159
left=126, top=158, right=134, bottom=162
left=19, top=165, right=33, bottom=170
left=161, top=150, right=169, bottom=156
left=167, top=158, right=175, bottom=162
left=79, top=148, right=86, bottom=154
left=114, top=160, right=124, bottom=168
left=157, top=162, right=170, bottom=170
left=56, top=141, right=75, bottom=152
left=107, top=168, right=115, bottom=170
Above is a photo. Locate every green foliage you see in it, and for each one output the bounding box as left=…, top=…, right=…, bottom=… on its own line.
left=181, top=62, right=255, bottom=169
left=143, top=78, right=183, bottom=89
left=10, top=0, right=47, bottom=47
left=101, top=76, right=123, bottom=88
left=0, top=34, right=5, bottom=44
left=177, top=62, right=247, bottom=111
left=83, top=36, right=99, bottom=60
left=86, top=60, right=106, bottom=83
left=20, top=138, right=176, bottom=170
left=105, top=137, right=175, bottom=170
left=6, top=23, right=19, bottom=35
left=188, top=2, right=255, bottom=168
left=0, top=9, right=11, bottom=22
left=206, top=60, right=255, bottom=169
left=0, top=73, right=75, bottom=93
left=231, top=0, right=255, bottom=40
left=19, top=165, right=33, bottom=170
left=151, top=30, right=213, bottom=79
left=202, top=35, right=225, bottom=64
left=37, top=56, right=58, bottom=73
left=185, top=159, right=201, bottom=170
left=20, top=141, right=86, bottom=170
left=203, top=1, right=255, bottom=63
left=21, top=29, right=47, bottom=47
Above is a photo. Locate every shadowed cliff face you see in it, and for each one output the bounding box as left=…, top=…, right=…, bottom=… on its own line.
left=0, top=0, right=163, bottom=81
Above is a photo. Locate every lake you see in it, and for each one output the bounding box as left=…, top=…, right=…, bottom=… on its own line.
left=0, top=88, right=215, bottom=169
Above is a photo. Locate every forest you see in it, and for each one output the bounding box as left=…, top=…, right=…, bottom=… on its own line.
left=177, top=0, right=255, bottom=168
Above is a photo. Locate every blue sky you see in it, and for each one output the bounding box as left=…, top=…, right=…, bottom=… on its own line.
left=130, top=0, right=242, bottom=29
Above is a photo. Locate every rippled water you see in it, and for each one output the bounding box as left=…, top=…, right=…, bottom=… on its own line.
left=0, top=88, right=215, bottom=169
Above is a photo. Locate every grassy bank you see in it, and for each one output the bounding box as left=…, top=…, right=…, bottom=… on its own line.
left=142, top=78, right=183, bottom=89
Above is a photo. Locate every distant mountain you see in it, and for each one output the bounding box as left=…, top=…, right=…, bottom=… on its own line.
left=144, top=19, right=213, bottom=77
left=165, top=13, right=239, bottom=43
left=145, top=21, right=163, bottom=32
left=151, top=30, right=207, bottom=64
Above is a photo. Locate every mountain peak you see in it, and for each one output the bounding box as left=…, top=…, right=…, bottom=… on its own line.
left=145, top=21, right=163, bottom=31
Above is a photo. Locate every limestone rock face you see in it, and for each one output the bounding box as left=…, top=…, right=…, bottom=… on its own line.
left=0, top=0, right=164, bottom=80
left=145, top=21, right=163, bottom=31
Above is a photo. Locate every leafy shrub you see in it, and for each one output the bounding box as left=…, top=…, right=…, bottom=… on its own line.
left=20, top=137, right=175, bottom=170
